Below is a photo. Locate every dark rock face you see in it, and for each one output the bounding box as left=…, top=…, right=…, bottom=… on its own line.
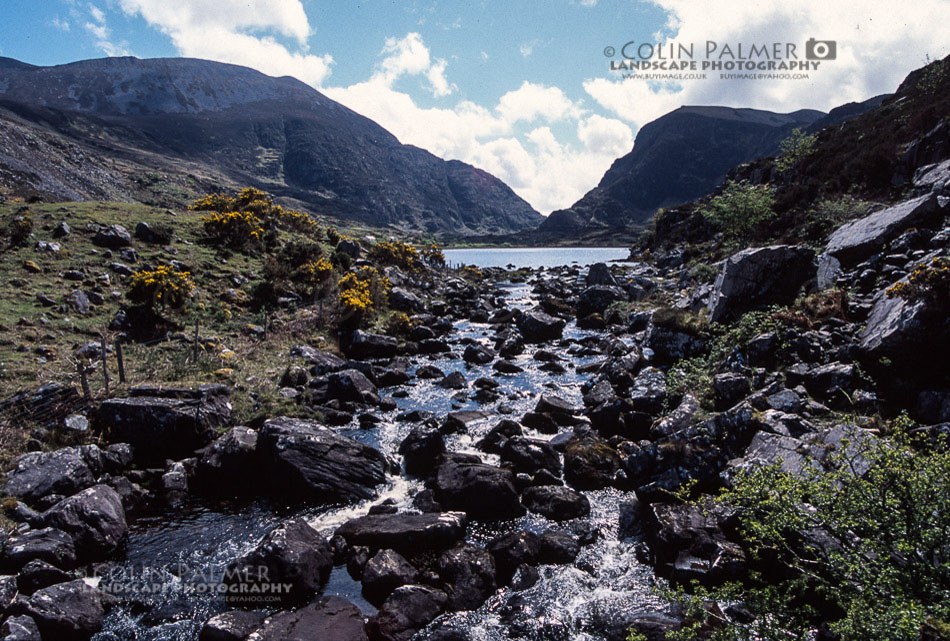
left=20, top=580, right=104, bottom=641
left=436, top=544, right=497, bottom=611
left=195, top=426, right=259, bottom=494
left=859, top=289, right=950, bottom=367
left=39, top=485, right=127, bottom=560
left=367, top=585, right=448, bottom=641
left=0, top=57, right=540, bottom=236
left=250, top=596, right=368, bottom=641
left=434, top=460, right=525, bottom=520
left=4, top=445, right=103, bottom=504
left=98, top=386, right=231, bottom=464
left=515, top=310, right=566, bottom=343
left=0, top=528, right=77, bottom=572
left=487, top=531, right=540, bottom=584
left=586, top=263, right=619, bottom=287
left=564, top=438, right=621, bottom=490
left=398, top=429, right=446, bottom=476
left=345, top=331, right=399, bottom=360
left=335, top=512, right=467, bottom=554
left=256, top=417, right=388, bottom=504
left=824, top=194, right=942, bottom=265
left=521, top=486, right=590, bottom=521
left=708, top=245, right=816, bottom=322
left=224, top=518, right=332, bottom=607
left=361, top=549, right=419, bottom=604
left=199, top=610, right=266, bottom=641
left=500, top=437, right=562, bottom=477
left=576, top=285, right=626, bottom=318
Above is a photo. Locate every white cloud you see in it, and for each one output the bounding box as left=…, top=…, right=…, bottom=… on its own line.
left=585, top=0, right=950, bottom=128
left=496, top=81, right=583, bottom=125
left=85, top=4, right=130, bottom=57
left=519, top=39, right=539, bottom=57
left=51, top=17, right=71, bottom=31
left=373, top=33, right=455, bottom=97
left=118, top=0, right=332, bottom=85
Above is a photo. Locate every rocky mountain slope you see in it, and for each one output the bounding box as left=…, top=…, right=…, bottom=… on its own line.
left=539, top=96, right=886, bottom=236
left=0, top=56, right=541, bottom=236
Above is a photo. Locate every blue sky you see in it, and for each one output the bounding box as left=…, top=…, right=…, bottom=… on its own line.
left=1, top=1, right=947, bottom=212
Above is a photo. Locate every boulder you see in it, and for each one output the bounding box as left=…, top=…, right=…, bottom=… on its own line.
left=586, top=263, right=618, bottom=287
left=0, top=528, right=77, bottom=572
left=98, top=386, right=231, bottom=464
left=0, top=615, right=41, bottom=641
left=708, top=245, right=816, bottom=322
left=225, top=518, right=332, bottom=607
left=825, top=194, right=942, bottom=265
left=500, top=437, right=561, bottom=477
left=40, top=485, right=127, bottom=560
left=521, top=486, right=590, bottom=521
left=257, top=417, right=387, bottom=504
left=628, top=367, right=667, bottom=415
left=441, top=410, right=492, bottom=434
left=712, top=373, right=751, bottom=411
left=248, top=596, right=368, bottom=641
left=20, top=580, right=103, bottom=641
left=576, top=286, right=625, bottom=318
left=462, top=344, right=494, bottom=365
left=289, top=346, right=345, bottom=374
left=434, top=460, right=525, bottom=520
left=335, top=512, right=467, bottom=554
left=389, top=287, right=424, bottom=312
left=398, top=429, right=445, bottom=476
left=346, top=331, right=398, bottom=360
left=367, top=585, right=448, bottom=641
left=538, top=529, right=580, bottom=564
left=199, top=611, right=267, bottom=641
left=337, top=239, right=362, bottom=258
left=487, top=531, right=540, bottom=584
left=16, top=559, right=72, bottom=595
left=564, top=438, right=621, bottom=490
left=328, top=369, right=379, bottom=403
left=92, top=224, right=131, bottom=248
left=860, top=288, right=950, bottom=367
left=4, top=446, right=103, bottom=505
left=361, top=549, right=418, bottom=604
left=195, top=426, right=259, bottom=494
left=515, top=310, right=565, bottom=343
left=436, top=544, right=497, bottom=611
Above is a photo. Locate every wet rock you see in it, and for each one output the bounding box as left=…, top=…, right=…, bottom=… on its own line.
left=487, top=531, right=540, bottom=584
left=345, top=330, right=398, bottom=360
left=643, top=324, right=706, bottom=366
left=225, top=518, right=332, bottom=607
left=441, top=410, right=492, bottom=434
left=477, top=419, right=523, bottom=454
left=328, top=369, right=379, bottom=403
left=463, top=344, right=494, bottom=365
left=535, top=394, right=577, bottom=416
left=434, top=460, right=525, bottom=520
left=16, top=559, right=72, bottom=595
left=249, top=596, right=367, bottom=641
left=438, top=371, right=467, bottom=389
left=586, top=263, right=618, bottom=287
left=564, top=438, right=621, bottom=490
left=510, top=564, right=540, bottom=590
left=0, top=574, right=17, bottom=610
left=576, top=285, right=625, bottom=318
left=20, top=579, right=103, bottom=641
left=4, top=446, right=103, bottom=504
left=493, top=360, right=524, bottom=374
left=98, top=386, right=231, bottom=464
left=521, top=485, right=590, bottom=521
left=367, top=585, right=448, bottom=641
left=0, top=615, right=41, bottom=641
left=336, top=512, right=467, bottom=554
left=436, top=544, right=497, bottom=611
left=362, top=549, right=419, bottom=604
left=708, top=245, right=816, bottom=322
left=0, top=528, right=77, bottom=572
left=92, top=224, right=131, bottom=248
left=538, top=529, right=580, bottom=563
left=39, top=485, right=127, bottom=560
left=398, top=429, right=445, bottom=476
left=195, top=426, right=259, bottom=494
left=628, top=367, right=667, bottom=415
left=825, top=194, right=942, bottom=265
left=257, top=417, right=388, bottom=504
left=199, top=610, right=267, bottom=641
left=515, top=309, right=565, bottom=343
left=500, top=436, right=561, bottom=477
left=415, top=365, right=444, bottom=379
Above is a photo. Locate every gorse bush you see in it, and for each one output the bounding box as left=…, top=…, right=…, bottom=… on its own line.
left=201, top=210, right=266, bottom=251
left=6, top=214, right=32, bottom=246
left=775, top=128, right=818, bottom=173
left=369, top=240, right=422, bottom=272
left=667, top=424, right=950, bottom=641
left=701, top=181, right=776, bottom=241
left=888, top=256, right=950, bottom=309
left=422, top=243, right=446, bottom=268
left=338, top=266, right=391, bottom=323
left=127, top=265, right=196, bottom=311
left=192, top=187, right=318, bottom=251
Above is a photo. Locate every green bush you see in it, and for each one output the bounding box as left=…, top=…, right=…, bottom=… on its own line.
left=701, top=181, right=775, bottom=241
left=6, top=214, right=32, bottom=246
left=775, top=128, right=818, bottom=173
left=801, top=196, right=873, bottom=242
left=667, top=423, right=950, bottom=641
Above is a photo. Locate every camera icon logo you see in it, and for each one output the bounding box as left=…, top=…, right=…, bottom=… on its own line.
left=805, top=38, right=836, bottom=60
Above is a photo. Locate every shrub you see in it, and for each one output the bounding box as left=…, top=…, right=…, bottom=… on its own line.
left=369, top=240, right=422, bottom=272
left=127, top=265, right=196, bottom=310
left=701, top=180, right=776, bottom=241
left=459, top=265, right=484, bottom=281
left=331, top=249, right=353, bottom=271
left=775, top=128, right=818, bottom=173
left=297, top=258, right=334, bottom=298
left=189, top=192, right=233, bottom=213
left=193, top=188, right=318, bottom=249
left=6, top=214, right=32, bottom=246
left=386, top=311, right=414, bottom=336
left=801, top=196, right=873, bottom=242
left=422, top=243, right=446, bottom=268
left=337, top=267, right=391, bottom=323
left=202, top=210, right=266, bottom=251
left=669, top=424, right=950, bottom=641
left=327, top=227, right=341, bottom=245
left=888, top=256, right=950, bottom=309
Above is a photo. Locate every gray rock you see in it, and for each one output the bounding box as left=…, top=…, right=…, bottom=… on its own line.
left=436, top=544, right=496, bottom=611
left=824, top=194, right=942, bottom=265
left=21, top=580, right=104, bottom=641
left=816, top=253, right=843, bottom=290
left=708, top=245, right=816, bottom=322
left=65, top=290, right=90, bottom=314
left=515, top=309, right=565, bottom=343
left=289, top=345, right=345, bottom=374
left=92, top=224, right=132, bottom=248
left=40, top=485, right=127, bottom=560
left=335, top=512, right=467, bottom=554
left=257, top=417, right=388, bottom=504
left=195, top=426, right=259, bottom=494
left=4, top=446, right=103, bottom=504
left=434, top=460, right=525, bottom=520
left=576, top=285, right=625, bottom=318
left=0, top=614, right=41, bottom=641
left=0, top=528, right=77, bottom=572
left=361, top=549, right=418, bottom=604
left=389, top=287, right=423, bottom=312
left=199, top=610, right=266, bottom=641
left=914, top=159, right=950, bottom=195
left=247, top=596, right=367, bottom=641
left=346, top=330, right=398, bottom=360
left=367, top=585, right=448, bottom=641
left=586, top=262, right=618, bottom=287
left=521, top=485, right=590, bottom=521
left=860, top=286, right=949, bottom=364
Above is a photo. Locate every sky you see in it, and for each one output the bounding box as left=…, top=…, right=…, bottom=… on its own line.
left=0, top=1, right=947, bottom=214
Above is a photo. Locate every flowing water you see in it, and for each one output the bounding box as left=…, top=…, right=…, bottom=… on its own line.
left=95, top=251, right=662, bottom=641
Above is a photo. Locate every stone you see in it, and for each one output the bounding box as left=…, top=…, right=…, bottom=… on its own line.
left=335, top=512, right=467, bottom=554
left=248, top=596, right=367, bottom=641
left=586, top=262, right=618, bottom=287
left=521, top=485, right=590, bottom=521
left=361, top=549, right=418, bottom=604
left=92, top=224, right=131, bottom=248
left=576, top=285, right=625, bottom=318
left=398, top=429, right=445, bottom=476
left=487, top=531, right=540, bottom=584
left=21, top=580, right=103, bottom=641
left=195, top=426, right=259, bottom=494
left=225, top=518, right=332, bottom=607
left=436, top=544, right=497, bottom=611
left=199, top=610, right=267, bottom=641
left=538, top=529, right=580, bottom=563
left=515, top=309, right=565, bottom=343
left=434, top=460, right=525, bottom=520
left=16, top=559, right=72, bottom=595
left=0, top=615, right=41, bottom=641
left=462, top=344, right=494, bottom=365
left=328, top=369, right=379, bottom=403
left=628, top=367, right=667, bottom=415
left=564, top=438, right=621, bottom=490
left=389, top=287, right=424, bottom=312
left=500, top=437, right=561, bottom=477
left=0, top=528, right=77, bottom=572
left=257, top=417, right=388, bottom=504
left=441, top=410, right=492, bottom=434
left=367, top=585, right=448, bottom=641
left=712, top=373, right=751, bottom=411
left=708, top=245, right=816, bottom=322
left=4, top=446, right=103, bottom=504
left=39, top=485, right=127, bottom=560
left=65, top=290, right=90, bottom=314
left=825, top=194, right=942, bottom=265
left=346, top=330, right=398, bottom=360
left=652, top=394, right=699, bottom=438
left=290, top=346, right=345, bottom=374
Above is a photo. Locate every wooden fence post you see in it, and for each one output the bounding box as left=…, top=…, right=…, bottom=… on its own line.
left=100, top=337, right=110, bottom=395
left=77, top=361, right=91, bottom=399
left=115, top=340, right=126, bottom=384
left=193, top=319, right=200, bottom=363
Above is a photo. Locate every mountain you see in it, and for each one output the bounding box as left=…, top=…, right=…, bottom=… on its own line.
left=539, top=97, right=886, bottom=235
left=0, top=56, right=542, bottom=235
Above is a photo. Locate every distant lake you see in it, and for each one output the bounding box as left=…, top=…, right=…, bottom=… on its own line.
left=443, top=247, right=632, bottom=269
